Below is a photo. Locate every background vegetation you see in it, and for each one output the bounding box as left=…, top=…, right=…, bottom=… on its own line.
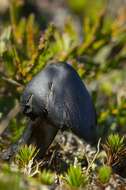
left=0, top=0, right=126, bottom=189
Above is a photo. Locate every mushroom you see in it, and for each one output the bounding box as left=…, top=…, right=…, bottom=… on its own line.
left=20, top=62, right=97, bottom=158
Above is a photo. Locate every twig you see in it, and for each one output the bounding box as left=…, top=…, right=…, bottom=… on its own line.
left=48, top=150, right=56, bottom=166
left=30, top=161, right=42, bottom=177
left=0, top=71, right=24, bottom=87
left=0, top=100, right=21, bottom=135
left=86, top=138, right=101, bottom=174
left=1, top=76, right=24, bottom=87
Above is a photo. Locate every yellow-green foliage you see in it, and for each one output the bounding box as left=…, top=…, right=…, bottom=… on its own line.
left=98, top=165, right=112, bottom=184
left=103, top=134, right=126, bottom=167
left=0, top=165, right=24, bottom=190
left=38, top=170, right=55, bottom=185
left=15, top=145, right=39, bottom=168
left=0, top=173, right=24, bottom=190
left=106, top=134, right=125, bottom=153
left=1, top=0, right=126, bottom=88
left=64, top=165, right=88, bottom=188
